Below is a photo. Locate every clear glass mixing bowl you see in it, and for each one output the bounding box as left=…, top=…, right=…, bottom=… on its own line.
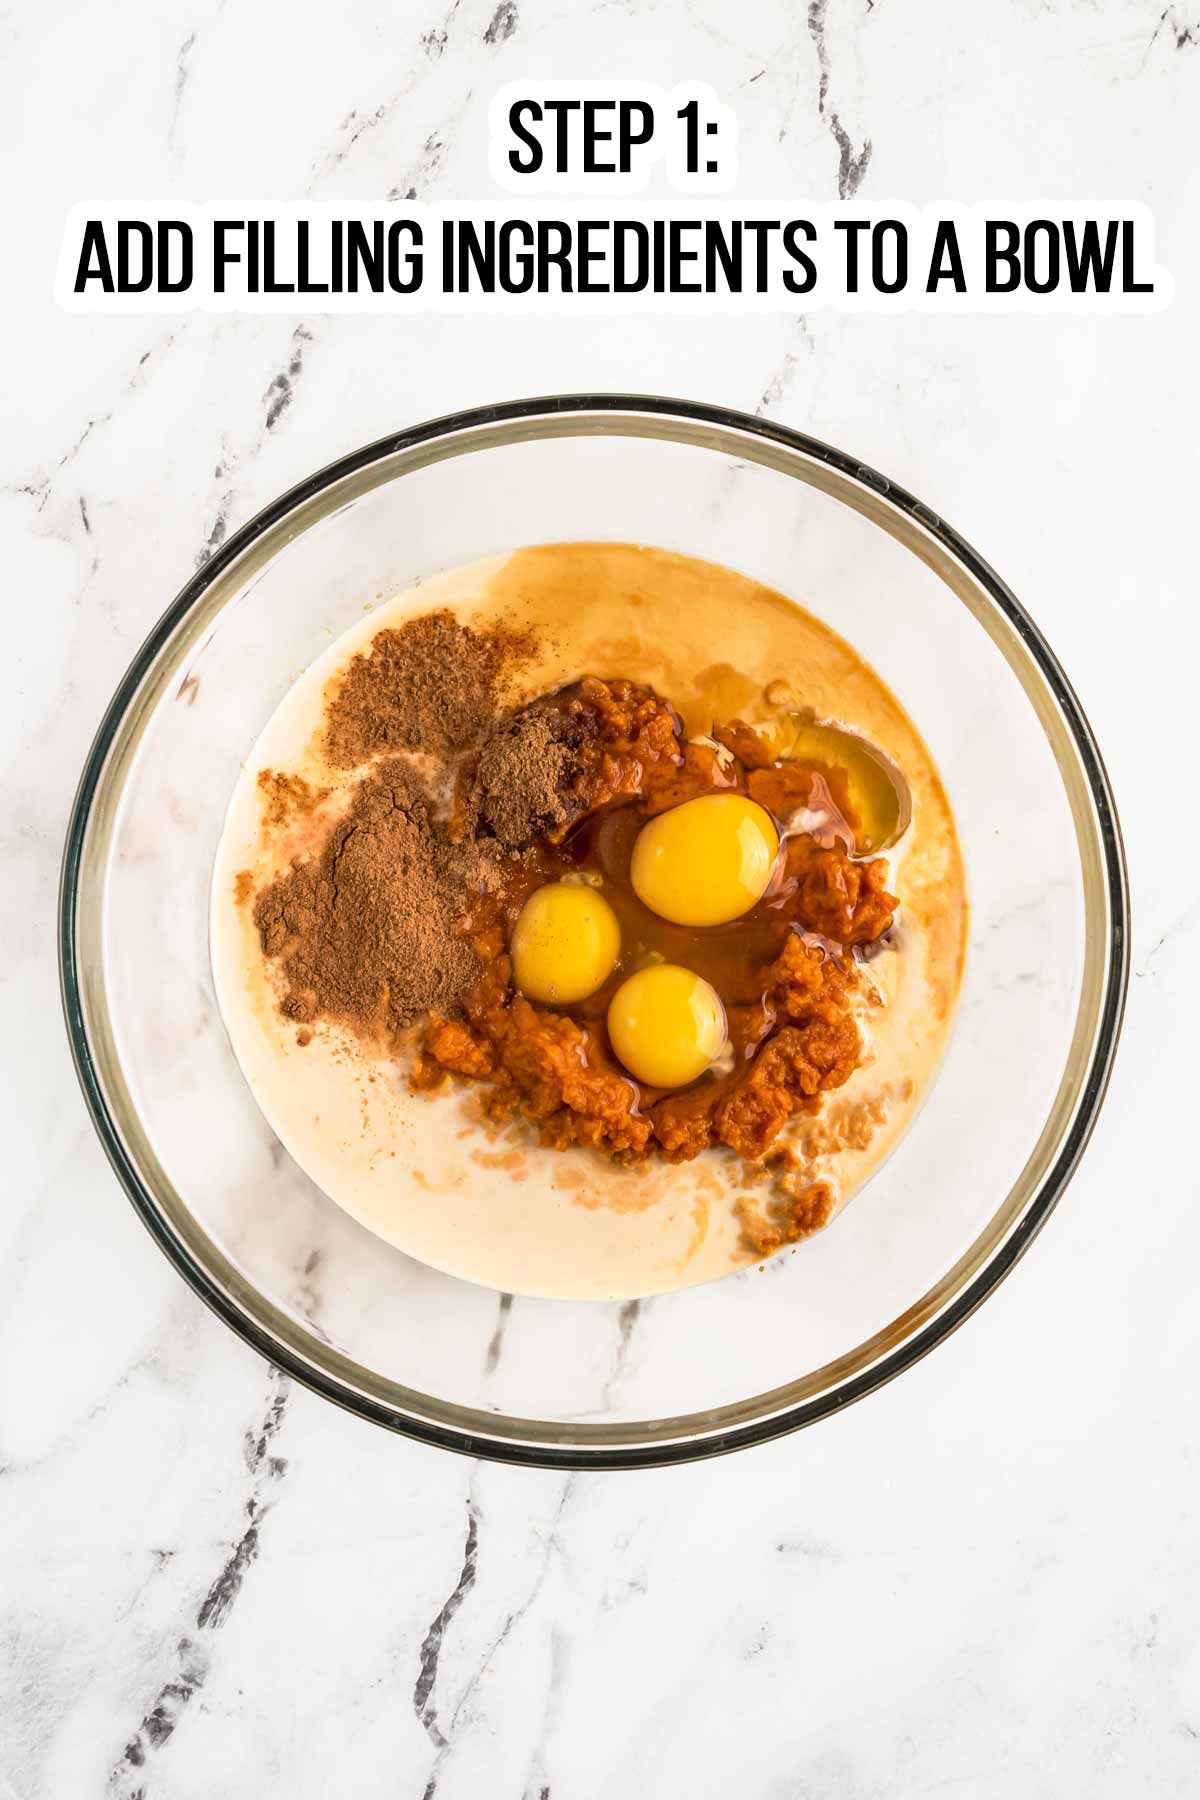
left=59, top=396, right=1128, bottom=1468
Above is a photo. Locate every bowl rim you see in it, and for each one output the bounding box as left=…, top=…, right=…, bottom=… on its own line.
left=59, top=392, right=1130, bottom=1469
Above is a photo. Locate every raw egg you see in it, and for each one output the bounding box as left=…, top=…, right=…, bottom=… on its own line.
left=630, top=793, right=779, bottom=927
left=511, top=882, right=621, bottom=1005
left=607, top=964, right=727, bottom=1089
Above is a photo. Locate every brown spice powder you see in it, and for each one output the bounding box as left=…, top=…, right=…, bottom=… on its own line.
left=468, top=699, right=584, bottom=847
left=256, top=768, right=331, bottom=831
left=254, top=758, right=489, bottom=1039
left=323, top=609, right=535, bottom=767
left=254, top=609, right=569, bottom=1042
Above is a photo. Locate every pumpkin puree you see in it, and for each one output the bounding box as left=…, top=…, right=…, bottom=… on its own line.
left=416, top=676, right=898, bottom=1242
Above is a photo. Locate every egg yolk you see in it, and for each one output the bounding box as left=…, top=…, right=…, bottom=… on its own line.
left=511, top=882, right=621, bottom=1005
left=607, top=964, right=727, bottom=1089
left=630, top=793, right=779, bottom=927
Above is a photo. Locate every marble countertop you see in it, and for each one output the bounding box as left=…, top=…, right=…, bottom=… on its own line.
left=4, top=0, right=1199, bottom=1793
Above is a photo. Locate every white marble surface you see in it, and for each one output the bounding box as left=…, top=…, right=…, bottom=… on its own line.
left=3, top=0, right=1200, bottom=1793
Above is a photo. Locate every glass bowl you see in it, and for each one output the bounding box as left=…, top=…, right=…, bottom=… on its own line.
left=59, top=396, right=1128, bottom=1469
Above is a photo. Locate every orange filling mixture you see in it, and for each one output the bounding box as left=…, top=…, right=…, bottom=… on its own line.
left=415, top=677, right=898, bottom=1182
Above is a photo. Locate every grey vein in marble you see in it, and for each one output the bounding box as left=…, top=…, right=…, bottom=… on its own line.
left=590, top=1299, right=641, bottom=1415
left=756, top=317, right=812, bottom=415
left=483, top=0, right=519, bottom=46
left=168, top=30, right=196, bottom=148
left=421, top=0, right=464, bottom=60
left=1147, top=5, right=1199, bottom=54
left=807, top=0, right=873, bottom=198
left=262, top=322, right=315, bottom=436
left=197, top=322, right=318, bottom=566
left=1135, top=896, right=1200, bottom=980
left=106, top=1369, right=292, bottom=1797
left=414, top=1488, right=481, bottom=1749
left=418, top=1475, right=578, bottom=1799
left=1, top=330, right=177, bottom=521
left=307, top=0, right=517, bottom=198
left=483, top=1291, right=514, bottom=1375
left=196, top=449, right=237, bottom=568
left=388, top=128, right=453, bottom=202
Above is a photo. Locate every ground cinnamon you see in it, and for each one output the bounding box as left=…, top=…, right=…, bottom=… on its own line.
left=467, top=698, right=583, bottom=847
left=254, top=614, right=562, bottom=1039
left=256, top=768, right=330, bottom=830
left=254, top=758, right=489, bottom=1038
left=323, top=608, right=535, bottom=766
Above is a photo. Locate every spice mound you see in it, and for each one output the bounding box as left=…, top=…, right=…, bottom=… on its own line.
left=248, top=608, right=905, bottom=1251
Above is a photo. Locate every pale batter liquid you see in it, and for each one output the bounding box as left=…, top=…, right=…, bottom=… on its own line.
left=211, top=544, right=967, bottom=1301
